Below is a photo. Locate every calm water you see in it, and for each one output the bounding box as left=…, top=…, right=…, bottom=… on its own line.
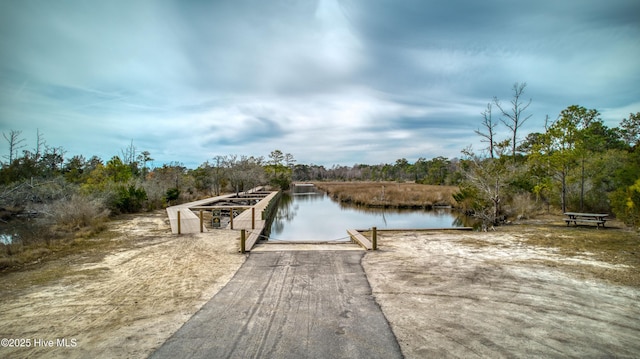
left=267, top=187, right=467, bottom=242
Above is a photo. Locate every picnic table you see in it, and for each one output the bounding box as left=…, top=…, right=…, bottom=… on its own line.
left=564, top=212, right=608, bottom=228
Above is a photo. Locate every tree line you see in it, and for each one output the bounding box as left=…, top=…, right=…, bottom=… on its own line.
left=0, top=143, right=296, bottom=217
left=2, top=82, right=639, bottom=236
left=466, top=83, right=639, bottom=228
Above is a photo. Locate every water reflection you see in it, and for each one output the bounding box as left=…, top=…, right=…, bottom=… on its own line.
left=267, top=187, right=469, bottom=242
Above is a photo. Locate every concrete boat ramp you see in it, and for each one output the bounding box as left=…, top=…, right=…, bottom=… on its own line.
left=149, top=250, right=402, bottom=359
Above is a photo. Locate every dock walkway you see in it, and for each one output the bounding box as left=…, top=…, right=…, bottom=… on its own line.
left=166, top=188, right=279, bottom=251
left=166, top=194, right=236, bottom=234
left=227, top=191, right=280, bottom=250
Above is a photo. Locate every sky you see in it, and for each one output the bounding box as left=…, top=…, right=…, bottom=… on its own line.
left=1, top=0, right=639, bottom=168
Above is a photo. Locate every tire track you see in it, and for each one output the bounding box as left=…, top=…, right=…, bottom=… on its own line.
left=150, top=250, right=402, bottom=359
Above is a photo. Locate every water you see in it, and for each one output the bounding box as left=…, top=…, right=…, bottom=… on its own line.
left=0, top=219, right=34, bottom=245
left=267, top=187, right=467, bottom=242
left=0, top=233, right=14, bottom=245
left=0, top=226, right=22, bottom=245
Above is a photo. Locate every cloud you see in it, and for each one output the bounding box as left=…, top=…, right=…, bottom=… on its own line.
left=1, top=0, right=639, bottom=168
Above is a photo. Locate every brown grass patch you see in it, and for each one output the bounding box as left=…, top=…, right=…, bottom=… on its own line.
left=458, top=220, right=640, bottom=287
left=0, top=227, right=121, bottom=273
left=314, top=182, right=458, bottom=208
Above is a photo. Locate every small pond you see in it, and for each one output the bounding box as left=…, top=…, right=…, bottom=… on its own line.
left=266, top=186, right=470, bottom=242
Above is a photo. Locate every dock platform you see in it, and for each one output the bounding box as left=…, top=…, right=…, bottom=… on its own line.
left=166, top=188, right=280, bottom=252
left=228, top=191, right=280, bottom=250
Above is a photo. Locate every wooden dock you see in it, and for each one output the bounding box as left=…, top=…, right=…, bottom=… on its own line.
left=166, top=193, right=236, bottom=234
left=166, top=188, right=280, bottom=252
left=231, top=191, right=280, bottom=250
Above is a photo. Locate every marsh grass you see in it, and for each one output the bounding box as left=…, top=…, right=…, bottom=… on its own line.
left=314, top=182, right=458, bottom=208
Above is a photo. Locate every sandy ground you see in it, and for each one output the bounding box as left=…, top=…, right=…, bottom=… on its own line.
left=0, top=212, right=246, bottom=358
left=363, top=231, right=640, bottom=358
left=1, top=212, right=639, bottom=358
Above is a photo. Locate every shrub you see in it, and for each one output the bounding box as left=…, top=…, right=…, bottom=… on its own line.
left=45, top=194, right=110, bottom=231
left=503, top=192, right=539, bottom=220
left=452, top=185, right=482, bottom=214
left=165, top=187, right=180, bottom=203
left=111, top=185, right=147, bottom=213
left=0, top=177, right=72, bottom=213
left=610, top=179, right=640, bottom=228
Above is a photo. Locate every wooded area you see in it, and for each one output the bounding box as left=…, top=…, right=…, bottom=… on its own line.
left=1, top=84, right=639, bottom=257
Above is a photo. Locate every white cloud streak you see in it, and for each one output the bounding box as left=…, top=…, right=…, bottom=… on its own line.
left=1, top=0, right=638, bottom=167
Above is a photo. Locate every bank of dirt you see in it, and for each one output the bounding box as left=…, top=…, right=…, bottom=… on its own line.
left=1, top=212, right=639, bottom=358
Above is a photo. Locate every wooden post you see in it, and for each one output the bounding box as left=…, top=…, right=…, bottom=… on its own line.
left=177, top=210, right=181, bottom=234
left=252, top=207, right=255, bottom=230
left=372, top=226, right=377, bottom=250
left=230, top=208, right=234, bottom=229
left=241, top=229, right=246, bottom=254
left=199, top=210, right=204, bottom=233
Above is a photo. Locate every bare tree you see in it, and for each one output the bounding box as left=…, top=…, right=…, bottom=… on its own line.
left=3, top=129, right=26, bottom=163
left=121, top=140, right=137, bottom=165
left=211, top=155, right=227, bottom=195
left=35, top=129, right=46, bottom=161
left=284, top=152, right=296, bottom=168
left=461, top=146, right=510, bottom=228
left=475, top=103, right=498, bottom=158
left=225, top=155, right=265, bottom=194
left=494, top=82, right=532, bottom=160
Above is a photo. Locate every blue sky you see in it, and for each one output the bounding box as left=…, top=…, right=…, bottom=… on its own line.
left=1, top=0, right=639, bottom=168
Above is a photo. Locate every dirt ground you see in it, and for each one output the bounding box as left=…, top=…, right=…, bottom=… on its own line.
left=0, top=211, right=246, bottom=358
left=363, top=229, right=640, bottom=358
left=1, top=212, right=639, bottom=358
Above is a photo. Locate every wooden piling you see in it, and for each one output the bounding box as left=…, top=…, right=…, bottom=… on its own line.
left=240, top=229, right=246, bottom=253
left=230, top=208, right=234, bottom=229
left=372, top=226, right=377, bottom=250
left=177, top=210, right=181, bottom=234
left=252, top=207, right=255, bottom=230
left=199, top=210, right=204, bottom=233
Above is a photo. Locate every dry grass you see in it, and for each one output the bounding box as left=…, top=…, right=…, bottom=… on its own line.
left=458, top=219, right=640, bottom=287
left=0, top=223, right=120, bottom=272
left=314, top=182, right=458, bottom=208
left=46, top=194, right=110, bottom=231
left=0, top=195, right=112, bottom=271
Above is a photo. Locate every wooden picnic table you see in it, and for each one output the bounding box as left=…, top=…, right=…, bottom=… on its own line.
left=564, top=212, right=608, bottom=228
